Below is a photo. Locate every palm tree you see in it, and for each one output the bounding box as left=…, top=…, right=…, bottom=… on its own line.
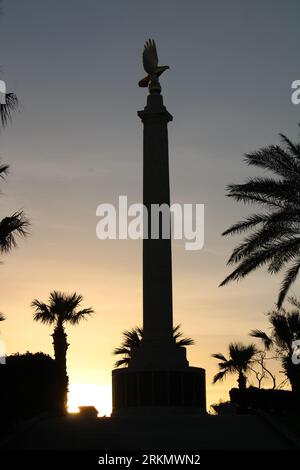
left=0, top=164, right=29, bottom=257
left=0, top=0, right=18, bottom=131
left=250, top=296, right=300, bottom=393
left=212, top=342, right=258, bottom=390
left=220, top=128, right=300, bottom=308
left=0, top=4, right=28, bottom=260
left=32, top=291, right=94, bottom=414
left=0, top=313, right=5, bottom=321
left=113, top=324, right=194, bottom=368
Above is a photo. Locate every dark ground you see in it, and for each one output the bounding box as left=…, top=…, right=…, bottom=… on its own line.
left=1, top=413, right=300, bottom=450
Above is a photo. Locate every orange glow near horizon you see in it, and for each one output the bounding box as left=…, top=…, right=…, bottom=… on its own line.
left=68, top=384, right=112, bottom=416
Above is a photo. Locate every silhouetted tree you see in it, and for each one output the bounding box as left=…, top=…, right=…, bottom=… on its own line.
left=220, top=127, right=300, bottom=308
left=250, top=296, right=300, bottom=394
left=249, top=350, right=277, bottom=389
left=32, top=291, right=94, bottom=415
left=212, top=342, right=258, bottom=390
left=113, top=324, right=194, bottom=367
left=0, top=159, right=29, bottom=257
left=0, top=352, right=58, bottom=435
left=0, top=2, right=29, bottom=257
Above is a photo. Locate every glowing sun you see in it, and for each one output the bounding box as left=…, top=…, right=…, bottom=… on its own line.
left=68, top=384, right=112, bottom=417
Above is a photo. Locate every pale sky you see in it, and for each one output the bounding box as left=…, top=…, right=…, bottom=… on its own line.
left=0, top=0, right=300, bottom=412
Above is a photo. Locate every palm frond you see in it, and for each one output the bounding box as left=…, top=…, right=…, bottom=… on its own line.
left=68, top=307, right=94, bottom=325
left=177, top=337, right=194, bottom=346
left=172, top=324, right=194, bottom=345
left=211, top=352, right=228, bottom=362
left=212, top=370, right=228, bottom=384
left=277, top=256, right=300, bottom=308
left=220, top=245, right=282, bottom=286
left=114, top=357, right=130, bottom=368
left=287, top=295, right=300, bottom=310
left=244, top=145, right=300, bottom=181
left=250, top=329, right=273, bottom=350
left=221, top=130, right=300, bottom=305
left=0, top=161, right=9, bottom=179
left=279, top=133, right=300, bottom=160
left=32, top=300, right=54, bottom=324
left=0, top=210, right=30, bottom=253
left=0, top=93, right=18, bottom=128
left=113, top=347, right=131, bottom=356
left=222, top=214, right=268, bottom=236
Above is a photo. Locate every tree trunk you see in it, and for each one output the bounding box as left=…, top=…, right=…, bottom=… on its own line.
left=52, top=325, right=69, bottom=415
left=286, top=362, right=300, bottom=395
left=238, top=372, right=247, bottom=390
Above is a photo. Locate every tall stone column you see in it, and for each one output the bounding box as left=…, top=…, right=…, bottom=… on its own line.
left=111, top=40, right=206, bottom=415
left=128, top=92, right=188, bottom=370
left=141, top=93, right=173, bottom=344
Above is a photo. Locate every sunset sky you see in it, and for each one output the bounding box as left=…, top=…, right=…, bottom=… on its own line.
left=1, top=0, right=300, bottom=413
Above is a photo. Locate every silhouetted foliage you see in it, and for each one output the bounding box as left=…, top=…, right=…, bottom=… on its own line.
left=250, top=296, right=300, bottom=394
left=32, top=291, right=94, bottom=415
left=0, top=163, right=29, bottom=256
left=220, top=126, right=300, bottom=308
left=212, top=342, right=258, bottom=389
left=0, top=0, right=18, bottom=130
left=230, top=386, right=299, bottom=414
left=113, top=324, right=194, bottom=368
left=0, top=93, right=18, bottom=130
left=0, top=352, right=59, bottom=436
left=0, top=4, right=28, bottom=261
left=211, top=400, right=236, bottom=415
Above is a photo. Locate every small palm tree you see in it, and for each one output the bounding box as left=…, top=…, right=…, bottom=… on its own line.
left=0, top=162, right=29, bottom=253
left=250, top=296, right=300, bottom=394
left=32, top=291, right=94, bottom=414
left=212, top=342, right=258, bottom=390
left=220, top=127, right=300, bottom=308
left=113, top=324, right=194, bottom=368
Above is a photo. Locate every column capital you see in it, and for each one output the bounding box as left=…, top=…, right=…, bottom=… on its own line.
left=138, top=93, right=173, bottom=123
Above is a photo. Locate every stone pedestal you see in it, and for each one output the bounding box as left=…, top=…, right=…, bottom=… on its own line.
left=112, top=367, right=206, bottom=416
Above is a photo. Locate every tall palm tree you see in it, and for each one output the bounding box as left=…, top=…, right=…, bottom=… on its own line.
left=220, top=128, right=300, bottom=308
left=0, top=3, right=28, bottom=261
left=113, top=324, right=194, bottom=368
left=212, top=342, right=258, bottom=390
left=32, top=291, right=94, bottom=414
left=250, top=296, right=300, bottom=394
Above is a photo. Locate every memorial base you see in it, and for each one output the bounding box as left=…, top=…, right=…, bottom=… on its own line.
left=112, top=367, right=206, bottom=416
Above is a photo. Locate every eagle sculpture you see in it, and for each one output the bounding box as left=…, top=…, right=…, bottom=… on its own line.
left=138, top=39, right=169, bottom=91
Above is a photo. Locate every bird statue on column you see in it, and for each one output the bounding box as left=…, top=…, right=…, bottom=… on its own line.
left=138, top=39, right=169, bottom=93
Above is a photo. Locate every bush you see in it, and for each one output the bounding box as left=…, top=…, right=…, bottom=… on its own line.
left=230, top=386, right=300, bottom=414
left=0, top=352, right=59, bottom=431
